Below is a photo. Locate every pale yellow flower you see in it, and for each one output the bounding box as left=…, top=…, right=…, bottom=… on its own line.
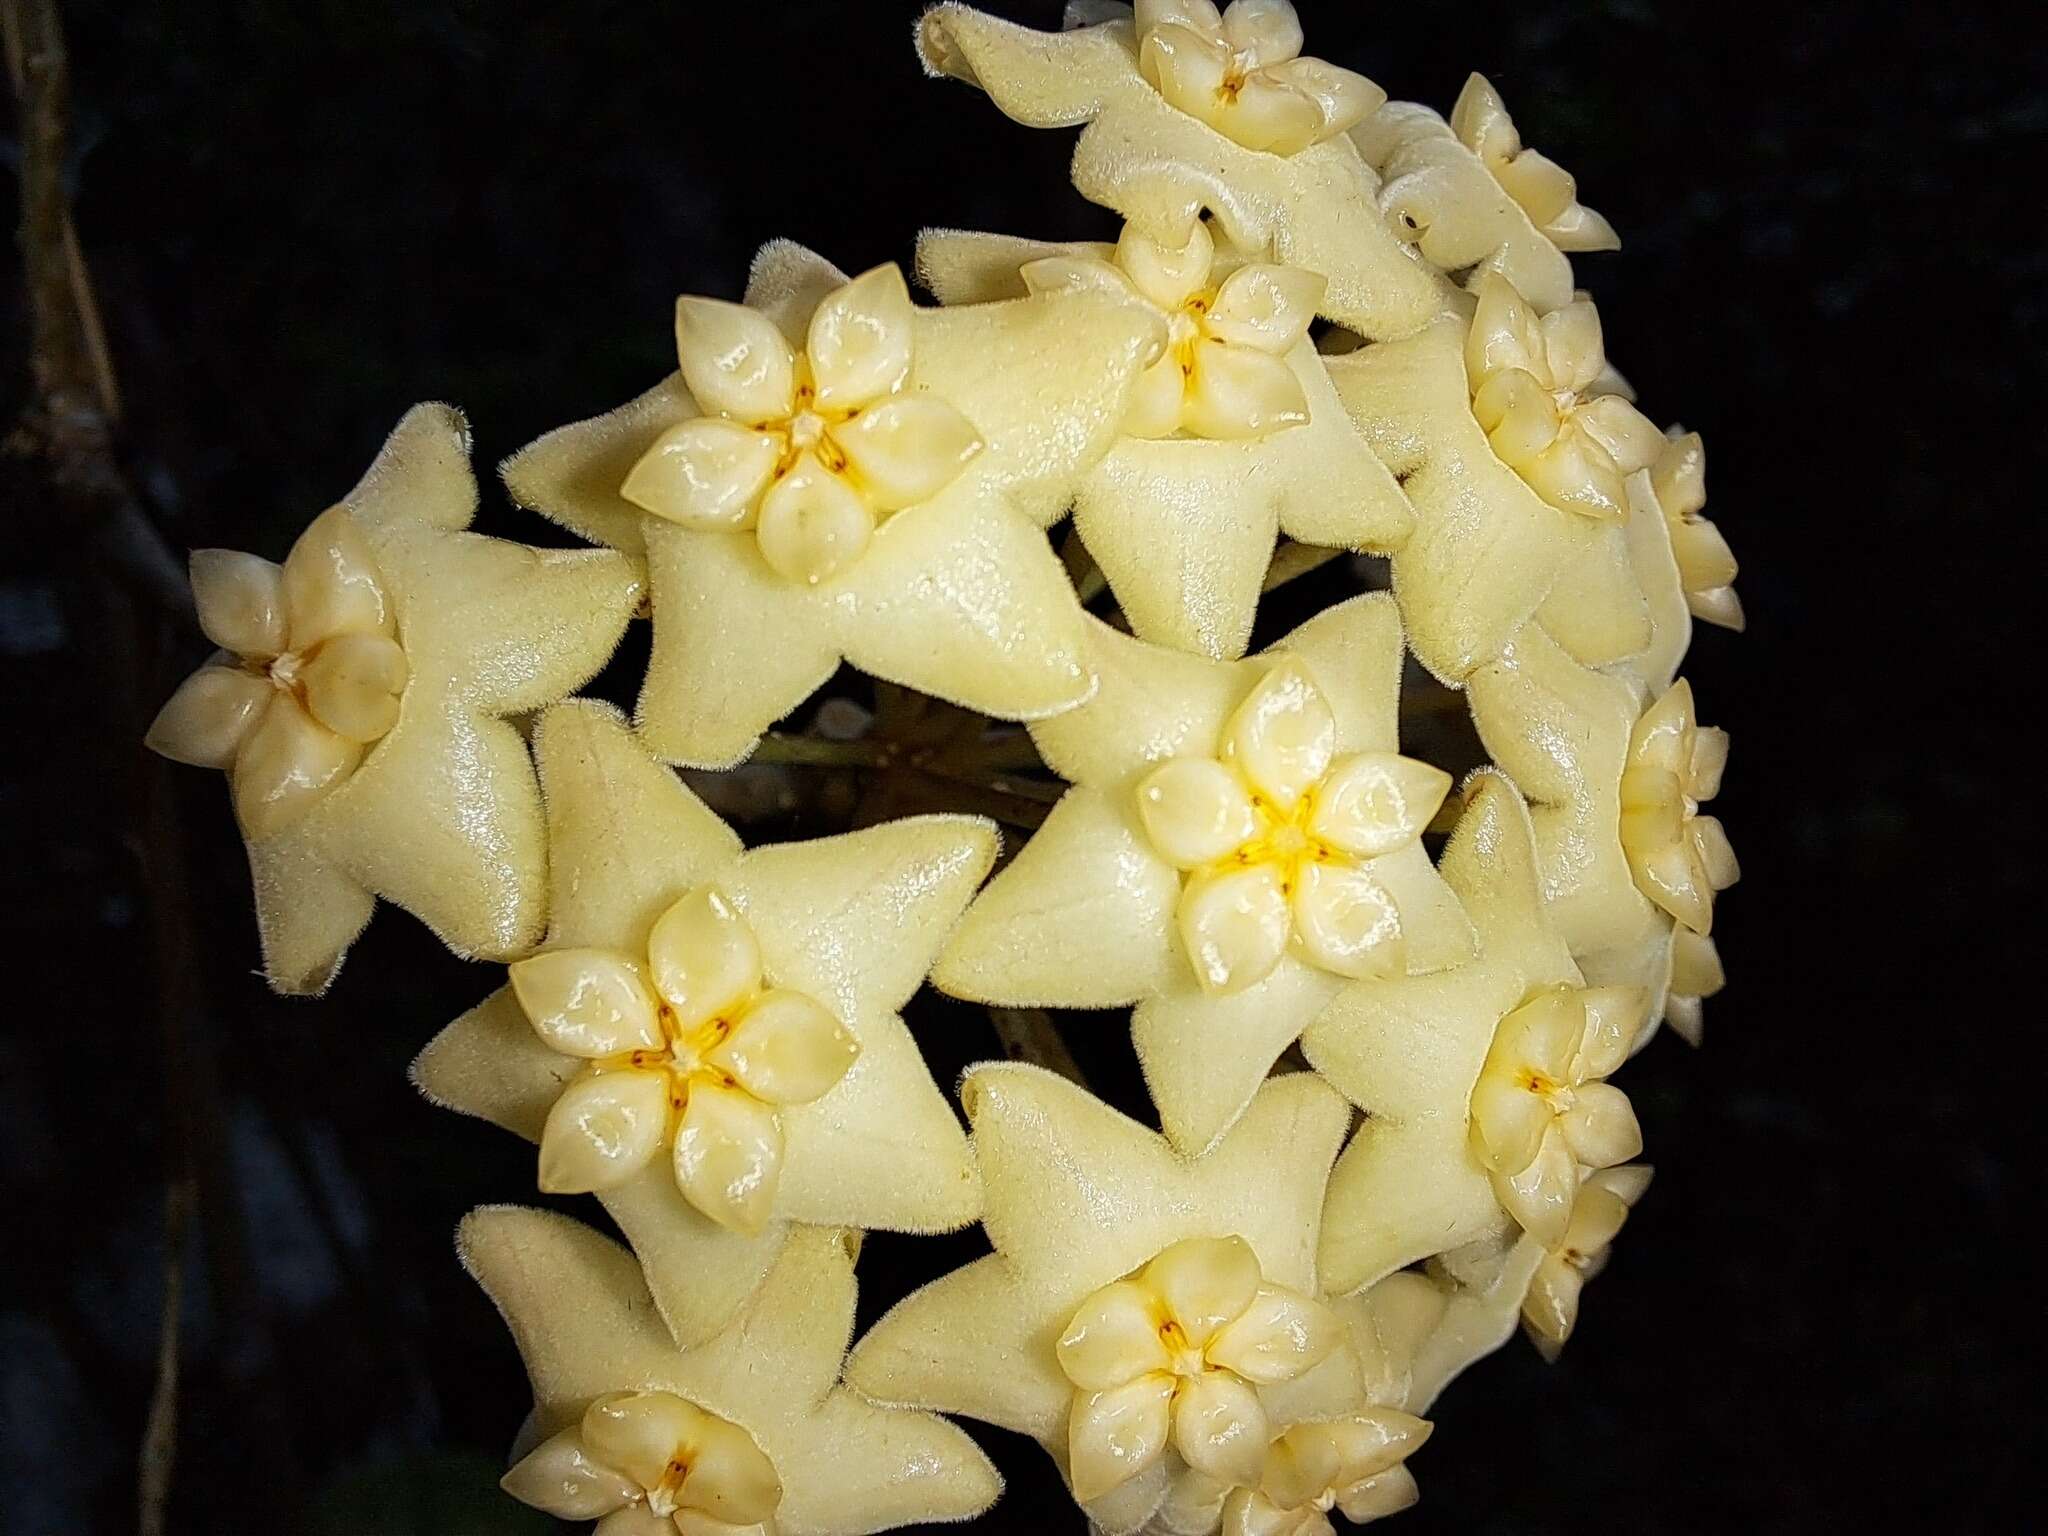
left=1132, top=0, right=1380, bottom=157
left=847, top=1067, right=1363, bottom=1536
left=1357, top=73, right=1614, bottom=319
left=1650, top=431, right=1744, bottom=631
left=1326, top=315, right=1647, bottom=682
left=416, top=701, right=988, bottom=1346
left=1619, top=679, right=1739, bottom=936
left=935, top=596, right=1473, bottom=1154
left=622, top=264, right=983, bottom=587
left=1303, top=772, right=1646, bottom=1291
left=1464, top=272, right=1665, bottom=523
left=1449, top=74, right=1618, bottom=253
left=1519, top=1165, right=1654, bottom=1361
left=918, top=220, right=1413, bottom=659
left=467, top=1207, right=999, bottom=1535
left=145, top=405, right=641, bottom=992
left=1467, top=620, right=1738, bottom=1048
left=913, top=3, right=1439, bottom=338
left=502, top=241, right=1166, bottom=767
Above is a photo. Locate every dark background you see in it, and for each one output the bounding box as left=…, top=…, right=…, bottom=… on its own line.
left=2, top=1, right=2035, bottom=1532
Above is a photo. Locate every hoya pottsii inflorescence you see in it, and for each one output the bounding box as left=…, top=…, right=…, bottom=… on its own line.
left=146, top=2, right=1742, bottom=1530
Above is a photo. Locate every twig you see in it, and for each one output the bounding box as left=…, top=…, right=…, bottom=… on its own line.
left=752, top=732, right=1063, bottom=829
left=137, top=1175, right=192, bottom=1536
left=988, top=1007, right=1087, bottom=1084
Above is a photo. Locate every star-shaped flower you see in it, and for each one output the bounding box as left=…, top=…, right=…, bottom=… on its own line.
left=1465, top=621, right=1737, bottom=1048
left=145, top=404, right=641, bottom=993
left=1324, top=291, right=1653, bottom=681
left=1518, top=1164, right=1653, bottom=1361
left=1301, top=771, right=1646, bottom=1293
left=916, top=220, right=1413, bottom=659
left=1465, top=274, right=1664, bottom=524
left=1331, top=1245, right=1534, bottom=1420
left=414, top=700, right=989, bottom=1346
left=934, top=595, right=1474, bottom=1154
left=914, top=3, right=1444, bottom=339
left=1211, top=1409, right=1433, bottom=1534
left=1648, top=430, right=1744, bottom=631
left=1356, top=72, right=1616, bottom=317
left=465, top=1205, right=1000, bottom=1534
left=501, top=240, right=1164, bottom=768
left=845, top=1065, right=1364, bottom=1535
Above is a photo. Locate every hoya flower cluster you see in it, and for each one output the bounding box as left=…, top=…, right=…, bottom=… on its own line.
left=149, top=3, right=1741, bottom=1530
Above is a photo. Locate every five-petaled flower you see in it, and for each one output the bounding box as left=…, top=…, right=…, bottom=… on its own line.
left=1520, top=1165, right=1653, bottom=1361
left=1022, top=218, right=1323, bottom=440
left=501, top=1389, right=782, bottom=1535
left=1467, top=985, right=1647, bottom=1247
left=1218, top=1410, right=1433, bottom=1534
left=1650, top=431, right=1745, bottom=631
left=1135, top=0, right=1379, bottom=156
left=1056, top=1235, right=1340, bottom=1500
left=1465, top=272, right=1666, bottom=522
left=622, top=264, right=984, bottom=587
left=1449, top=73, right=1619, bottom=253
left=1619, top=679, right=1738, bottom=935
left=511, top=887, right=859, bottom=1234
left=1134, top=657, right=1451, bottom=994
left=147, top=506, right=408, bottom=840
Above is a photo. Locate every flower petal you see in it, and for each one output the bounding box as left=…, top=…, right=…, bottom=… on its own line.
left=190, top=549, right=286, bottom=658
left=1117, top=219, right=1215, bottom=312
left=282, top=506, right=393, bottom=649
left=1464, top=273, right=1543, bottom=382
left=1669, top=928, right=1726, bottom=1000
left=806, top=264, right=915, bottom=411
left=647, top=887, right=762, bottom=1027
left=1324, top=1408, right=1432, bottom=1485
left=1574, top=986, right=1649, bottom=1079
left=509, top=948, right=663, bottom=1058
left=1139, top=23, right=1233, bottom=131
left=1220, top=0, right=1301, bottom=66
left=832, top=395, right=984, bottom=512
left=1691, top=814, right=1741, bottom=892
left=677, top=1416, right=782, bottom=1526
left=1184, top=340, right=1311, bottom=439
left=620, top=417, right=781, bottom=528
left=1289, top=860, right=1404, bottom=979
left=298, top=631, right=409, bottom=742
left=711, top=989, right=858, bottom=1105
left=1221, top=1487, right=1320, bottom=1536
left=1519, top=1253, right=1583, bottom=1357
left=1220, top=72, right=1327, bottom=155
left=1629, top=679, right=1698, bottom=774
left=501, top=1428, right=638, bottom=1520
left=1205, top=265, right=1325, bottom=355
left=1135, top=0, right=1224, bottom=37
left=1178, top=862, right=1292, bottom=994
left=1265, top=55, right=1383, bottom=137
left=1135, top=756, right=1260, bottom=869
left=1204, top=1283, right=1340, bottom=1384
left=1142, top=1235, right=1262, bottom=1348
left=1173, top=1370, right=1268, bottom=1488
left=230, top=698, right=363, bottom=840
left=673, top=1079, right=784, bottom=1233
left=1224, top=660, right=1335, bottom=809
left=1307, top=753, right=1450, bottom=859
left=581, top=1391, right=709, bottom=1493
left=754, top=452, right=874, bottom=586
left=675, top=296, right=796, bottom=425
left=1690, top=726, right=1731, bottom=801
left=1468, top=1070, right=1550, bottom=1176
left=1069, top=1373, right=1175, bottom=1503
left=1058, top=1280, right=1173, bottom=1391
left=1471, top=367, right=1562, bottom=466
left=1122, top=353, right=1192, bottom=438
left=1492, top=1126, right=1578, bottom=1248
left=146, top=665, right=271, bottom=769
left=1494, top=987, right=1584, bottom=1082
left=593, top=1507, right=673, bottom=1536
left=537, top=1069, right=671, bottom=1194
left=1334, top=1463, right=1421, bottom=1524
left=1557, top=1081, right=1642, bottom=1170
